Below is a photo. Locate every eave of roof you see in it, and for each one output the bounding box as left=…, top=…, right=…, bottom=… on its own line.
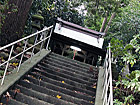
left=57, top=18, right=105, bottom=37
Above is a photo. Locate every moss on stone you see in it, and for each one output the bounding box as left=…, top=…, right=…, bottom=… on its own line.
left=16, top=47, right=23, bottom=53
left=31, top=23, right=41, bottom=29
left=0, top=70, right=4, bottom=76
left=0, top=52, right=9, bottom=59
left=32, top=14, right=44, bottom=21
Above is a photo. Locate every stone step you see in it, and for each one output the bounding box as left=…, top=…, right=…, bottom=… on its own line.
left=24, top=76, right=95, bottom=102
left=40, top=61, right=97, bottom=79
left=41, top=59, right=96, bottom=77
left=37, top=63, right=97, bottom=83
left=35, top=65, right=96, bottom=86
left=45, top=57, right=98, bottom=73
left=29, top=72, right=96, bottom=96
left=19, top=80, right=94, bottom=105
left=49, top=52, right=97, bottom=68
left=32, top=68, right=96, bottom=92
left=1, top=97, right=28, bottom=105
left=9, top=90, right=52, bottom=105
left=49, top=53, right=95, bottom=69
left=14, top=84, right=75, bottom=105
left=42, top=59, right=98, bottom=76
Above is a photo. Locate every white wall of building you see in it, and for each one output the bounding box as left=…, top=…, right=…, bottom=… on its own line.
left=54, top=23, right=104, bottom=49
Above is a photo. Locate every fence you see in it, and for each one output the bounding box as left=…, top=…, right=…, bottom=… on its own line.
left=0, top=25, right=53, bottom=85
left=101, top=43, right=113, bottom=105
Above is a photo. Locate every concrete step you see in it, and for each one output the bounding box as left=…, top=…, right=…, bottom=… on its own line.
left=19, top=79, right=94, bottom=105
left=1, top=97, right=28, bottom=105
left=32, top=68, right=96, bottom=92
left=14, top=84, right=75, bottom=105
left=41, top=61, right=97, bottom=79
left=29, top=72, right=96, bottom=96
left=23, top=76, right=95, bottom=102
left=35, top=65, right=95, bottom=86
left=49, top=52, right=96, bottom=69
left=9, top=90, right=52, bottom=105
left=37, top=63, right=97, bottom=84
left=42, top=60, right=98, bottom=77
left=45, top=56, right=98, bottom=73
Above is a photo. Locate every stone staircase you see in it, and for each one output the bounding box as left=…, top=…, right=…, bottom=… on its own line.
left=1, top=52, right=98, bottom=105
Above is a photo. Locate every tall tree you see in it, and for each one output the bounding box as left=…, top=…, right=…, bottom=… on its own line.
left=0, top=0, right=33, bottom=46
left=108, top=0, right=140, bottom=43
left=75, top=0, right=129, bottom=33
left=109, top=0, right=140, bottom=76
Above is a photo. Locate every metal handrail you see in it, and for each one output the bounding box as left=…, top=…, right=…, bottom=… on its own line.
left=0, top=25, right=53, bottom=85
left=101, top=43, right=113, bottom=105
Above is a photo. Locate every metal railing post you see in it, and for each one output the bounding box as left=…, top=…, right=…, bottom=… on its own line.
left=101, top=43, right=113, bottom=105
left=109, top=43, right=113, bottom=105
left=46, top=27, right=53, bottom=50
left=39, top=27, right=47, bottom=54
left=30, top=32, right=39, bottom=62
left=1, top=45, right=14, bottom=85
left=39, top=32, right=45, bottom=53
left=17, top=39, right=28, bottom=72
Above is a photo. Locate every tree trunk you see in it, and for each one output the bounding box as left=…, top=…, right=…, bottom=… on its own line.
left=0, top=0, right=33, bottom=46
left=104, top=12, right=116, bottom=34
left=0, top=11, right=1, bottom=24
left=122, top=61, right=130, bottom=78
left=100, top=16, right=107, bottom=32
left=0, top=11, right=1, bottom=30
left=0, top=5, right=3, bottom=33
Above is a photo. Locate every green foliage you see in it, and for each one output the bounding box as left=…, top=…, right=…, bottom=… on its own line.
left=107, top=0, right=140, bottom=43
left=0, top=0, right=9, bottom=34
left=111, top=33, right=140, bottom=68
left=81, top=0, right=129, bottom=31
left=122, top=34, right=140, bottom=67
left=114, top=70, right=140, bottom=104
left=110, top=4, right=140, bottom=102
left=126, top=70, right=140, bottom=81
left=84, top=13, right=103, bottom=31
left=24, top=0, right=43, bottom=34
left=110, top=38, right=125, bottom=58
left=130, top=34, right=140, bottom=55
left=114, top=95, right=135, bottom=105
left=114, top=99, right=123, bottom=105
left=24, top=0, right=84, bottom=35
left=121, top=53, right=136, bottom=67
left=0, top=0, right=18, bottom=34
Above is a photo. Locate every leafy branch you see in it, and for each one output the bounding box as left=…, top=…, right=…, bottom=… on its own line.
left=114, top=70, right=140, bottom=104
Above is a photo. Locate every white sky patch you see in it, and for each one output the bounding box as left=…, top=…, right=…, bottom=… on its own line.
left=74, top=5, right=87, bottom=16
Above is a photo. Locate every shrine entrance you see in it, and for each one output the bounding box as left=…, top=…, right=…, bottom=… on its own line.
left=50, top=18, right=106, bottom=66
